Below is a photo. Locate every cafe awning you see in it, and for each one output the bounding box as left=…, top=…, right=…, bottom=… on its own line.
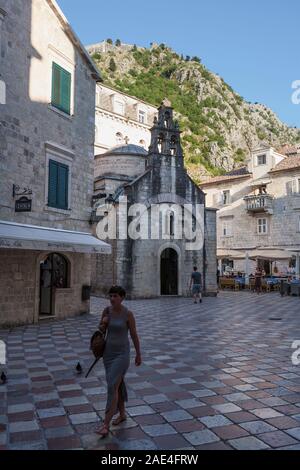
left=217, top=249, right=245, bottom=260
left=0, top=220, right=111, bottom=254
left=248, top=248, right=294, bottom=261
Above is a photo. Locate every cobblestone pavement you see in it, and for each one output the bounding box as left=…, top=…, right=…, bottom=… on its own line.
left=1, top=291, right=300, bottom=450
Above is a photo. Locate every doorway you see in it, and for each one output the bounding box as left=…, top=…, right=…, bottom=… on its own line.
left=160, top=248, right=178, bottom=295
left=39, top=253, right=68, bottom=316
left=258, top=259, right=271, bottom=276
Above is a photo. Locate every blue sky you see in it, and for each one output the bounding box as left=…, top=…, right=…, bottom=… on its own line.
left=58, top=0, right=300, bottom=127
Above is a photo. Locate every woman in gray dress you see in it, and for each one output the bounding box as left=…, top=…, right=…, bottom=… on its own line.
left=95, top=285, right=142, bottom=437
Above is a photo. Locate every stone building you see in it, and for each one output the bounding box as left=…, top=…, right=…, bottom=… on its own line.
left=91, top=99, right=217, bottom=298
left=94, top=83, right=157, bottom=156
left=0, top=0, right=110, bottom=327
left=201, top=145, right=300, bottom=277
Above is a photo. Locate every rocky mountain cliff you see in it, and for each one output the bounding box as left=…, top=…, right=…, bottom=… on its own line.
left=87, top=40, right=300, bottom=182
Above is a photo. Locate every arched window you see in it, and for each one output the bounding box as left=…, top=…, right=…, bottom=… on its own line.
left=157, top=134, right=163, bottom=153
left=139, top=139, right=146, bottom=148
left=116, top=132, right=123, bottom=144
left=165, top=210, right=175, bottom=237
left=41, top=253, right=69, bottom=289
left=52, top=253, right=68, bottom=288
left=170, top=212, right=175, bottom=236
left=170, top=135, right=177, bottom=155
left=164, top=111, right=170, bottom=128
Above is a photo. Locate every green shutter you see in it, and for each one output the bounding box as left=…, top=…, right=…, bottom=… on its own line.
left=60, top=68, right=71, bottom=114
left=48, top=160, right=58, bottom=207
left=57, top=164, right=69, bottom=209
left=51, top=62, right=71, bottom=115
left=51, top=63, right=61, bottom=109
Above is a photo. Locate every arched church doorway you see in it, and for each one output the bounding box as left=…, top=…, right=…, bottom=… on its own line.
left=160, top=248, right=178, bottom=295
left=39, top=253, right=68, bottom=317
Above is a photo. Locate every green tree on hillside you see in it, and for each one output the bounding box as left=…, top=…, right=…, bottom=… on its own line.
left=109, top=58, right=117, bottom=72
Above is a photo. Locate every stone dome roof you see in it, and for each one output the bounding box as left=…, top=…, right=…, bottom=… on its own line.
left=102, top=144, right=148, bottom=157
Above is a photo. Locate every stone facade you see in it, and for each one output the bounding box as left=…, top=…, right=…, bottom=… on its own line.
left=0, top=249, right=91, bottom=327
left=202, top=145, right=300, bottom=276
left=91, top=100, right=217, bottom=298
left=0, top=0, right=103, bottom=326
left=94, top=83, right=157, bottom=156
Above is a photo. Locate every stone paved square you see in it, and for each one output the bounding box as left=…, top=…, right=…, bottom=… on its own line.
left=1, top=292, right=300, bottom=449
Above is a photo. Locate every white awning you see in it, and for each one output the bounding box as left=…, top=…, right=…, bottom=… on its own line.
left=0, top=220, right=111, bottom=254
left=248, top=248, right=294, bottom=261
left=217, top=249, right=245, bottom=260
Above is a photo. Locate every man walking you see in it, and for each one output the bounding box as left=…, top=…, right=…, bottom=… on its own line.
left=190, top=266, right=203, bottom=304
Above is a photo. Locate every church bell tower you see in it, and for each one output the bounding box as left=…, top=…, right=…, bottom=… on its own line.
left=148, top=98, right=184, bottom=165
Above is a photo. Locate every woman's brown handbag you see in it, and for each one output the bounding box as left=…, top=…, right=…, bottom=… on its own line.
left=85, top=311, right=110, bottom=378
left=85, top=328, right=106, bottom=378
left=90, top=329, right=106, bottom=359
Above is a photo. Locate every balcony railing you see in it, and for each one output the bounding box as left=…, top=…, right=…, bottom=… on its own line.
left=244, top=194, right=273, bottom=213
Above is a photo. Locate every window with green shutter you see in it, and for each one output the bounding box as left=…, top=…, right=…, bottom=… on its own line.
left=48, top=159, right=69, bottom=209
left=51, top=62, right=71, bottom=115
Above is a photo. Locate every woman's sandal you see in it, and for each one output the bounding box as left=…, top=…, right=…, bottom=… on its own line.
left=95, top=423, right=110, bottom=438
left=112, top=415, right=127, bottom=426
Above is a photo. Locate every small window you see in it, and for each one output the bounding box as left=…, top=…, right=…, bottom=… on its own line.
left=222, top=190, right=230, bottom=205
left=138, top=110, right=146, bottom=124
left=51, top=62, right=71, bottom=115
left=115, top=100, right=124, bottom=115
left=257, top=154, right=267, bottom=166
left=116, top=132, right=123, bottom=144
left=222, top=221, right=232, bottom=237
left=139, top=139, right=146, bottom=148
left=48, top=159, right=69, bottom=209
left=257, top=218, right=267, bottom=234
left=286, top=179, right=298, bottom=195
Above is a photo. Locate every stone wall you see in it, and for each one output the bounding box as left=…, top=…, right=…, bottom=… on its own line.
left=91, top=239, right=116, bottom=297
left=0, top=0, right=96, bottom=232
left=0, top=249, right=91, bottom=327
left=94, top=154, right=146, bottom=180
left=0, top=0, right=99, bottom=326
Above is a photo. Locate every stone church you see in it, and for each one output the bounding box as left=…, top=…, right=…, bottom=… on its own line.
left=91, top=99, right=217, bottom=298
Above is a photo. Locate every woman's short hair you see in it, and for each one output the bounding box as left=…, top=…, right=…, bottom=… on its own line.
left=108, top=285, right=126, bottom=298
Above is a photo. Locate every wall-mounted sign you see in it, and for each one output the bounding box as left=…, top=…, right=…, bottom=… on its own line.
left=15, top=196, right=32, bottom=212
left=13, top=184, right=33, bottom=197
